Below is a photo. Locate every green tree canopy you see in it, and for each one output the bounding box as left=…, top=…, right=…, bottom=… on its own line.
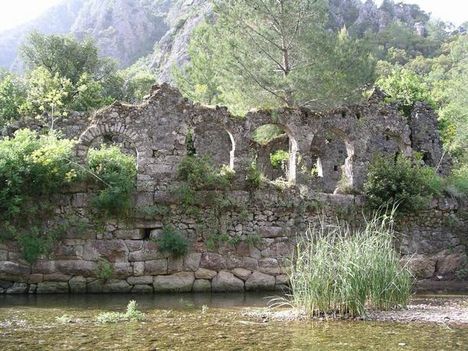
left=175, top=0, right=375, bottom=114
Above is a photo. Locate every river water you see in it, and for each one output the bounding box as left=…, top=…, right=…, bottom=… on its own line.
left=0, top=293, right=466, bottom=350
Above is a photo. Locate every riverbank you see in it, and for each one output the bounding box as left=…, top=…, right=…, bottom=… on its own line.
left=244, top=294, right=468, bottom=326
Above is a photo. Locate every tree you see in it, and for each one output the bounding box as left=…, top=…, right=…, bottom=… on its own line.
left=175, top=0, right=375, bottom=114
left=22, top=67, right=73, bottom=128
left=20, top=32, right=113, bottom=85
left=0, top=73, right=26, bottom=126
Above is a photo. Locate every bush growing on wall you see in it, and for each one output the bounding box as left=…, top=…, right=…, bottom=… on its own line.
left=0, top=129, right=78, bottom=262
left=156, top=226, right=189, bottom=258
left=87, top=145, right=137, bottom=218
left=364, top=154, right=442, bottom=213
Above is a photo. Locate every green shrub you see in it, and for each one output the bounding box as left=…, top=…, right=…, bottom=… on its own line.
left=364, top=154, right=442, bottom=213
left=87, top=145, right=137, bottom=218
left=156, top=226, right=189, bottom=258
left=95, top=258, right=114, bottom=281
left=279, top=214, right=413, bottom=318
left=270, top=149, right=289, bottom=169
left=96, top=300, right=145, bottom=323
left=177, top=155, right=232, bottom=190
left=0, top=129, right=77, bottom=262
left=245, top=159, right=263, bottom=189
left=446, top=165, right=468, bottom=198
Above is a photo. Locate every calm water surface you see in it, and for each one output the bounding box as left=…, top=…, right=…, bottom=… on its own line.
left=0, top=293, right=466, bottom=350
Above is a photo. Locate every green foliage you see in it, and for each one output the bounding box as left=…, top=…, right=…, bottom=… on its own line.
left=95, top=258, right=114, bottom=281
left=156, top=226, right=189, bottom=258
left=0, top=129, right=78, bottom=262
left=175, top=0, right=375, bottom=114
left=446, top=165, right=468, bottom=198
left=364, top=154, right=442, bottom=213
left=281, top=215, right=413, bottom=317
left=20, top=32, right=112, bottom=85
left=96, top=300, right=145, bottom=323
left=176, top=156, right=232, bottom=191
left=118, top=60, right=156, bottom=103
left=0, top=73, right=26, bottom=126
left=87, top=145, right=137, bottom=218
left=252, top=124, right=284, bottom=145
left=270, top=150, right=289, bottom=169
left=22, top=67, right=73, bottom=122
left=376, top=68, right=434, bottom=115
left=245, top=159, right=263, bottom=189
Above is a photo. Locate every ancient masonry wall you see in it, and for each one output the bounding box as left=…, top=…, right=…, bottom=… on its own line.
left=0, top=85, right=466, bottom=293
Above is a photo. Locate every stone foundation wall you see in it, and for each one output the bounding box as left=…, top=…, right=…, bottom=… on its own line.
left=1, top=189, right=466, bottom=294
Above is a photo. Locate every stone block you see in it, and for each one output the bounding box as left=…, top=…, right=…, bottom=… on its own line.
left=43, top=273, right=72, bottom=282
left=184, top=253, right=201, bottom=271
left=6, top=283, right=28, bottom=294
left=401, top=255, right=436, bottom=279
left=212, top=271, right=244, bottom=292
left=193, top=279, right=211, bottom=292
left=258, top=258, right=281, bottom=275
left=132, top=284, right=154, bottom=293
left=200, top=253, right=226, bottom=271
left=69, top=276, right=87, bottom=293
left=114, top=229, right=144, bottom=240
left=145, top=259, right=167, bottom=275
left=153, top=272, right=194, bottom=292
left=245, top=271, right=275, bottom=291
left=127, top=276, right=153, bottom=285
left=37, top=282, right=69, bottom=294
left=231, top=268, right=252, bottom=281
left=194, top=268, right=217, bottom=280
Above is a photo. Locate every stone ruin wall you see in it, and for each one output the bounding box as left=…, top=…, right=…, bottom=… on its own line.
left=0, top=84, right=466, bottom=294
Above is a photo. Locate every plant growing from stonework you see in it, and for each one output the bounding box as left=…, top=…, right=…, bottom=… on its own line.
left=364, top=154, right=442, bottom=214
left=0, top=129, right=79, bottom=262
left=270, top=150, right=289, bottom=169
left=245, top=159, right=263, bottom=189
left=87, top=145, right=137, bottom=218
left=155, top=226, right=189, bottom=258
left=95, top=257, right=114, bottom=281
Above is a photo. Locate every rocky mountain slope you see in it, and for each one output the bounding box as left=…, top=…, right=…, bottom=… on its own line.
left=0, top=0, right=439, bottom=80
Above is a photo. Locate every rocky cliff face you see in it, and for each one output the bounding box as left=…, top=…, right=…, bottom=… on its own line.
left=0, top=0, right=436, bottom=78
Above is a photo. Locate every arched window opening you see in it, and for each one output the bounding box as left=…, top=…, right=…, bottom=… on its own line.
left=251, top=124, right=297, bottom=184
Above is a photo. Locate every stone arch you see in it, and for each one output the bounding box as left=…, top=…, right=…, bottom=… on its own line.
left=76, top=123, right=140, bottom=166
left=192, top=124, right=236, bottom=170
left=249, top=123, right=298, bottom=184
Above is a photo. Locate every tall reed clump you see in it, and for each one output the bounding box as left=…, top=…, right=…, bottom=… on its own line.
left=286, top=214, right=413, bottom=318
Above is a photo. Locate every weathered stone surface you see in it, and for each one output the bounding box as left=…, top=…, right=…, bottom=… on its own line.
left=43, top=273, right=71, bottom=282
left=69, top=276, right=87, bottom=293
left=184, top=253, right=201, bottom=271
left=193, top=279, right=211, bottom=292
left=258, top=258, right=282, bottom=275
left=200, top=253, right=226, bottom=271
left=127, top=276, right=153, bottom=285
left=103, top=279, right=132, bottom=293
left=6, top=282, right=28, bottom=294
left=131, top=284, right=154, bottom=293
left=115, top=229, right=144, bottom=240
left=133, top=261, right=145, bottom=276
left=212, top=271, right=244, bottom=292
left=167, top=257, right=184, bottom=273
left=436, top=253, right=467, bottom=276
left=37, top=282, right=69, bottom=294
left=231, top=268, right=252, bottom=281
left=245, top=271, right=275, bottom=291
left=145, top=259, right=167, bottom=275
left=153, top=272, right=194, bottom=292
left=55, top=260, right=96, bottom=276
left=194, top=268, right=217, bottom=280
left=83, top=240, right=129, bottom=262
left=259, top=226, right=289, bottom=238
left=402, top=255, right=436, bottom=279
left=28, top=274, right=43, bottom=284
left=0, top=261, right=30, bottom=278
